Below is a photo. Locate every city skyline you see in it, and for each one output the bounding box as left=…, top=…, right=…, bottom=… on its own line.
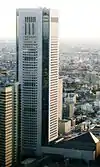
left=1, top=0, right=100, bottom=40
left=1, top=5, right=100, bottom=166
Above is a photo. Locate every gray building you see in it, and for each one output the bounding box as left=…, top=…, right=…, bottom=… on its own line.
left=42, top=131, right=100, bottom=162
left=62, top=81, right=75, bottom=119
left=16, top=8, right=59, bottom=156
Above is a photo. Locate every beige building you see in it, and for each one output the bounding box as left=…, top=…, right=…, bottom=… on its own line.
left=0, top=84, right=20, bottom=167
left=0, top=86, right=13, bottom=167
left=58, top=78, right=63, bottom=120
left=58, top=119, right=71, bottom=134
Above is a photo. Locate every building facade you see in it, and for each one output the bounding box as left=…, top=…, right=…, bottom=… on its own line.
left=58, top=78, right=63, bottom=120
left=0, top=84, right=20, bottom=167
left=12, top=83, right=21, bottom=165
left=58, top=119, right=71, bottom=134
left=63, top=81, right=75, bottom=119
left=16, top=8, right=59, bottom=156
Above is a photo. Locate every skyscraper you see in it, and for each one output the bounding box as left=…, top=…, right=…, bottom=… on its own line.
left=0, top=84, right=20, bottom=167
left=58, top=78, right=63, bottom=120
left=0, top=86, right=13, bottom=167
left=16, top=8, right=59, bottom=156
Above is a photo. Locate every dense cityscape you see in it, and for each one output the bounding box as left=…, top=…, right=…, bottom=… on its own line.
left=1, top=6, right=100, bottom=167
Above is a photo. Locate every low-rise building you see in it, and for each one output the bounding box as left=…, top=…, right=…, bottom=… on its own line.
left=42, top=131, right=100, bottom=162
left=58, top=119, right=71, bottom=134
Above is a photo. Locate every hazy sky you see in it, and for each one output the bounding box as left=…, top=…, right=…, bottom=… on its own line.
left=1, top=0, right=100, bottom=40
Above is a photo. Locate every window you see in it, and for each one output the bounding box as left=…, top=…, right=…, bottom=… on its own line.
left=25, top=23, right=27, bottom=35
left=25, top=17, right=36, bottom=22
left=24, top=57, right=34, bottom=61
left=29, top=17, right=31, bottom=22
left=29, top=23, right=31, bottom=35
left=32, top=17, right=36, bottom=22
left=32, top=23, right=34, bottom=35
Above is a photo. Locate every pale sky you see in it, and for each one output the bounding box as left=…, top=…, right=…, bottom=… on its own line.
left=1, top=0, right=100, bottom=40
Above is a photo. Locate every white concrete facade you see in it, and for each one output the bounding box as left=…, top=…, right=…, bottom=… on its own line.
left=49, top=9, right=59, bottom=142
left=58, top=78, right=63, bottom=120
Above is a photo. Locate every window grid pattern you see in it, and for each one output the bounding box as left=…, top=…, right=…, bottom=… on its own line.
left=49, top=17, right=59, bottom=141
left=21, top=16, right=38, bottom=150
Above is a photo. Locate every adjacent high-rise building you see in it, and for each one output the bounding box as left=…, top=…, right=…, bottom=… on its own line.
left=16, top=8, right=59, bottom=156
left=0, top=84, right=20, bottom=167
left=58, top=78, right=63, bottom=120
left=0, top=86, right=13, bottom=167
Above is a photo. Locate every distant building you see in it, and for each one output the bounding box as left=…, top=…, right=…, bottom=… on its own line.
left=70, top=118, right=76, bottom=127
left=63, top=101, right=74, bottom=119
left=96, top=91, right=100, bottom=100
left=66, top=93, right=77, bottom=104
left=58, top=119, right=71, bottom=134
left=81, top=121, right=90, bottom=131
left=62, top=82, right=76, bottom=119
left=68, top=102, right=75, bottom=118
left=58, top=78, right=63, bottom=120
left=0, top=84, right=20, bottom=167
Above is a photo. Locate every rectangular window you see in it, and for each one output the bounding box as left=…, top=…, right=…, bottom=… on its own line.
left=25, top=23, right=27, bottom=35
left=27, top=17, right=28, bottom=22
left=31, top=17, right=32, bottom=22
left=25, top=17, right=36, bottom=22
left=32, top=23, right=34, bottom=35
left=32, top=17, right=36, bottom=22
left=29, top=17, right=31, bottom=22
left=29, top=23, right=31, bottom=35
left=24, top=57, right=34, bottom=61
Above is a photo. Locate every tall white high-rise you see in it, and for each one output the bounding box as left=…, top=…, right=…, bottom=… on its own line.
left=16, top=8, right=59, bottom=156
